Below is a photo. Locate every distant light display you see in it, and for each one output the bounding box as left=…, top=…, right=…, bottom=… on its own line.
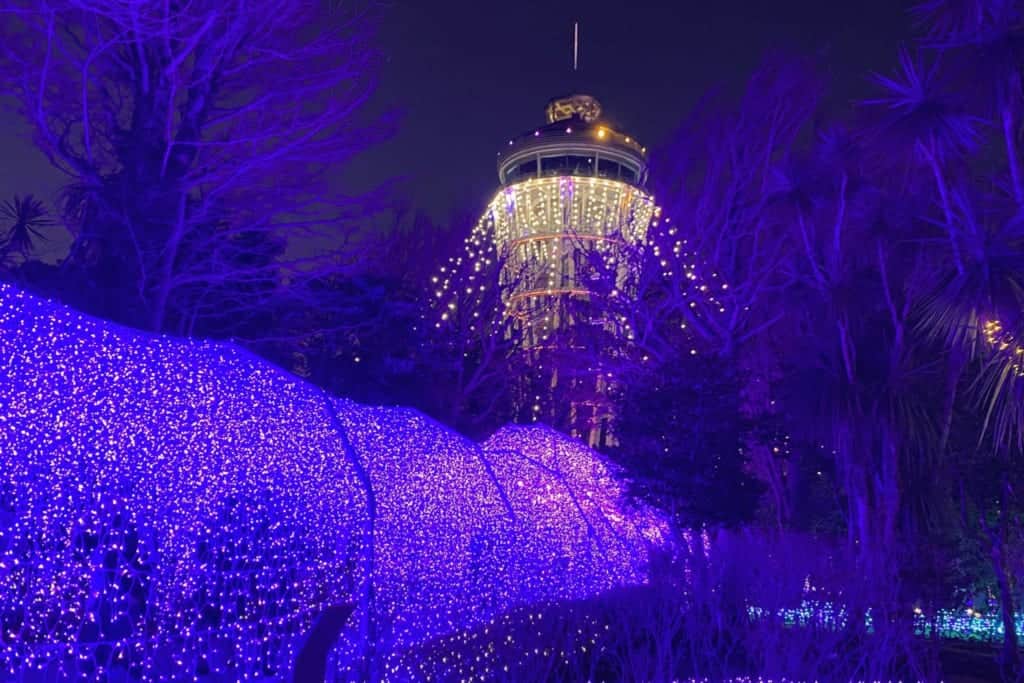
left=0, top=283, right=667, bottom=680
left=749, top=599, right=1024, bottom=644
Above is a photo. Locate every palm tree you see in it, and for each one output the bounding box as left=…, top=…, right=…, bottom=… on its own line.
left=897, top=10, right=1024, bottom=670
left=0, top=194, right=54, bottom=262
left=865, top=49, right=980, bottom=275
left=919, top=194, right=1024, bottom=678
left=913, top=0, right=1024, bottom=203
left=912, top=0, right=1017, bottom=46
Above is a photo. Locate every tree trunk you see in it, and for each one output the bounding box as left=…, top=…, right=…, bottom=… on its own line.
left=925, top=146, right=964, bottom=276
left=321, top=392, right=379, bottom=681
left=987, top=472, right=1020, bottom=679
left=988, top=528, right=1020, bottom=679
left=1002, top=105, right=1023, bottom=206
left=979, top=466, right=1020, bottom=680
left=149, top=193, right=189, bottom=332
left=292, top=604, right=355, bottom=683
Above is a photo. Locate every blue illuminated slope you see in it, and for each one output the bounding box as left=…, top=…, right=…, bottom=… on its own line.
left=0, top=283, right=665, bottom=680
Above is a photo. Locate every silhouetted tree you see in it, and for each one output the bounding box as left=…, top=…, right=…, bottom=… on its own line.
left=611, top=348, right=762, bottom=527
left=1, top=0, right=389, bottom=335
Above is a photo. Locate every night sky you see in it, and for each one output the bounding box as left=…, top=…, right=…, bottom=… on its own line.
left=1, top=0, right=914, bottom=250
left=354, top=0, right=914, bottom=223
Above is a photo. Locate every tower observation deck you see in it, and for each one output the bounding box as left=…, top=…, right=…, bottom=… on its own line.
left=488, top=94, right=657, bottom=345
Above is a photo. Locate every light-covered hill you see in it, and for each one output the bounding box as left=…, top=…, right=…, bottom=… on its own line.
left=0, top=283, right=665, bottom=681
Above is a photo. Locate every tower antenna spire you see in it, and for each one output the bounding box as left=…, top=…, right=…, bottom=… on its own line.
left=572, top=21, right=579, bottom=72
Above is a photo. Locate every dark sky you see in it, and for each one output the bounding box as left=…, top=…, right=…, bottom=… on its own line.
left=1, top=0, right=915, bottom=252
left=351, top=0, right=914, bottom=223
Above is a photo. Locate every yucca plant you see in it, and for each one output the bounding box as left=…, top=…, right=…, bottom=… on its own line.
left=0, top=194, right=54, bottom=261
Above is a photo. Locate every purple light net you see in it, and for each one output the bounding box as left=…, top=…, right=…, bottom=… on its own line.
left=0, top=283, right=666, bottom=680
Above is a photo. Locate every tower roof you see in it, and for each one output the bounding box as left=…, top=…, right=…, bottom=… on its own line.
left=497, top=95, right=648, bottom=187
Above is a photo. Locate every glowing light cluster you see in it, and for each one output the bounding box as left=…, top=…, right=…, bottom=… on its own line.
left=491, top=177, right=655, bottom=307
left=492, top=176, right=654, bottom=246
left=431, top=210, right=502, bottom=335
left=0, top=284, right=666, bottom=680
left=431, top=180, right=727, bottom=346
left=430, top=176, right=662, bottom=358
left=982, top=319, right=1024, bottom=375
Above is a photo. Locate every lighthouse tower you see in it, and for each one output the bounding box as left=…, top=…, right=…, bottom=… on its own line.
left=486, top=94, right=658, bottom=445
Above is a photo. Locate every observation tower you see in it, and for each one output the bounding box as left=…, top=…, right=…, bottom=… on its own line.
left=490, top=94, right=657, bottom=343
left=483, top=94, right=659, bottom=444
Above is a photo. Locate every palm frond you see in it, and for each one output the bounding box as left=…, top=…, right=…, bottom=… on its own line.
left=864, top=49, right=981, bottom=162
left=0, top=194, right=55, bottom=259
left=911, top=0, right=1017, bottom=44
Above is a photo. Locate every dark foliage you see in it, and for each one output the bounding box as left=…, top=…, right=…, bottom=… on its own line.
left=611, top=353, right=762, bottom=527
